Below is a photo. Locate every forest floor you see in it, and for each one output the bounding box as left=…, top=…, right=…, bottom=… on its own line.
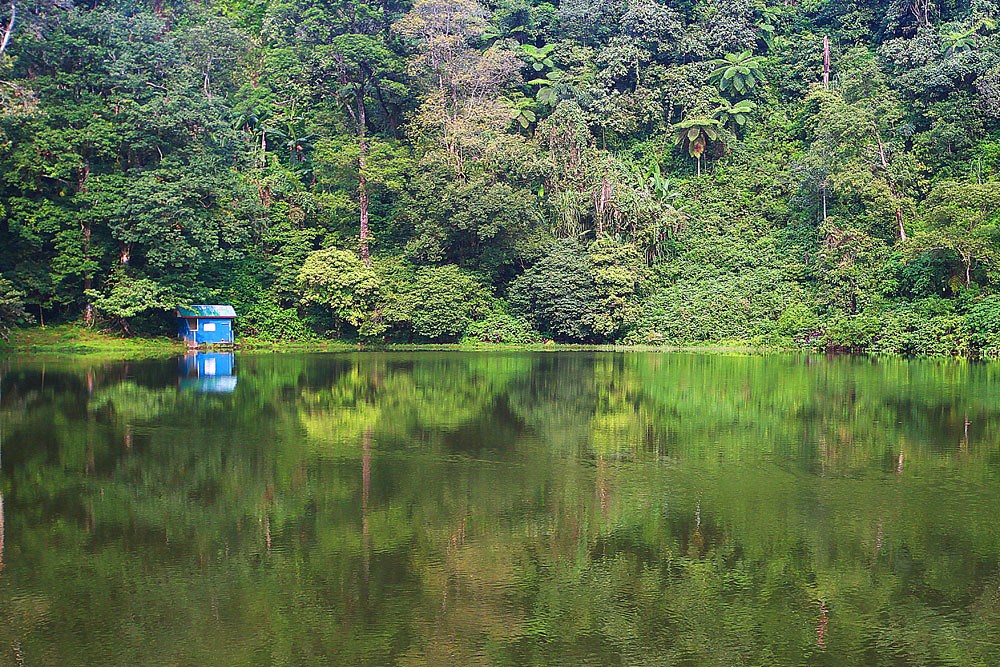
left=0, top=326, right=785, bottom=356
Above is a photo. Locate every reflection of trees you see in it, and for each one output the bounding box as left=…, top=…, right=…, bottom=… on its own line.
left=3, top=353, right=1000, bottom=663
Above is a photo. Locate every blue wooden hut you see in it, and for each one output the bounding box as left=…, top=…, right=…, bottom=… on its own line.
left=177, top=305, right=236, bottom=345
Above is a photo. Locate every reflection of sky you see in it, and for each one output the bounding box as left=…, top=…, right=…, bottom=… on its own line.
left=179, top=353, right=237, bottom=393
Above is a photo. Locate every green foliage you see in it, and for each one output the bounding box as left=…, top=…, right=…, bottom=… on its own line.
left=405, top=265, right=492, bottom=341
left=629, top=267, right=806, bottom=345
left=908, top=181, right=1000, bottom=286
left=964, top=295, right=1000, bottom=356
left=672, top=117, right=721, bottom=159
left=0, top=274, right=32, bottom=339
left=87, top=275, right=175, bottom=334
left=510, top=240, right=600, bottom=341
left=297, top=248, right=385, bottom=336
left=461, top=307, right=541, bottom=344
left=586, top=237, right=649, bottom=338
left=708, top=50, right=765, bottom=97
left=713, top=97, right=756, bottom=130
left=3, top=0, right=1000, bottom=353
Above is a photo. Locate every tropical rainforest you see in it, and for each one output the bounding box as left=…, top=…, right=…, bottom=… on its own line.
left=3, top=0, right=1000, bottom=353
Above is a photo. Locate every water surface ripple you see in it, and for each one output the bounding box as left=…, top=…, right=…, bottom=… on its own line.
left=2, top=351, right=999, bottom=666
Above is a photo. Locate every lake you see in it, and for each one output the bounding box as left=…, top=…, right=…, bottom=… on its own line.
left=2, top=351, right=1000, bottom=666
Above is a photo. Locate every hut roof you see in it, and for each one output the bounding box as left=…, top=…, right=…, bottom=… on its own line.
left=177, top=305, right=237, bottom=318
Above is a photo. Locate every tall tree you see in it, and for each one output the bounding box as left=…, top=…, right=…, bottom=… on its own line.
left=395, top=0, right=521, bottom=174
left=324, top=35, right=400, bottom=263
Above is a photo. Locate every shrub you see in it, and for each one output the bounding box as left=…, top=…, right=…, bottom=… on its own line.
left=462, top=308, right=541, bottom=344
left=868, top=300, right=964, bottom=356
left=964, top=295, right=1000, bottom=356
left=509, top=240, right=599, bottom=341
left=0, top=275, right=32, bottom=340
left=406, top=265, right=491, bottom=341
left=239, top=302, right=316, bottom=341
left=629, top=267, right=808, bottom=345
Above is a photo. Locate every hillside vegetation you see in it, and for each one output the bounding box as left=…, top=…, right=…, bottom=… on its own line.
left=2, top=0, right=1000, bottom=353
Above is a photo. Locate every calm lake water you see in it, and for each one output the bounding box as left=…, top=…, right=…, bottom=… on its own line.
left=2, top=351, right=1000, bottom=666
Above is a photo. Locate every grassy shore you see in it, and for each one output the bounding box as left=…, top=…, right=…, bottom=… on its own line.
left=1, top=325, right=183, bottom=356
left=1, top=326, right=786, bottom=357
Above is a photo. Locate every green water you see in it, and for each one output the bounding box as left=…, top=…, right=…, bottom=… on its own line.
left=2, top=351, right=1000, bottom=666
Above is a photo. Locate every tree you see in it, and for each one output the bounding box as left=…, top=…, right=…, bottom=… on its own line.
left=297, top=247, right=387, bottom=336
left=672, top=117, right=722, bottom=176
left=405, top=265, right=491, bottom=340
left=941, top=18, right=996, bottom=56
left=0, top=274, right=31, bottom=339
left=521, top=43, right=556, bottom=72
left=908, top=181, right=1000, bottom=286
left=323, top=34, right=401, bottom=263
left=509, top=239, right=600, bottom=341
left=87, top=273, right=174, bottom=334
left=586, top=237, right=648, bottom=338
left=793, top=85, right=916, bottom=240
left=708, top=50, right=765, bottom=98
left=395, top=0, right=521, bottom=174
left=713, top=98, right=755, bottom=131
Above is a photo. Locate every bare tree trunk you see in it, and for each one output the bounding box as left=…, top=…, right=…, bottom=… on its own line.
left=0, top=1, right=14, bottom=55
left=202, top=60, right=212, bottom=101
left=873, top=129, right=906, bottom=242
left=823, top=36, right=830, bottom=88
left=79, top=160, right=94, bottom=326
left=83, top=279, right=93, bottom=325
left=357, top=94, right=370, bottom=265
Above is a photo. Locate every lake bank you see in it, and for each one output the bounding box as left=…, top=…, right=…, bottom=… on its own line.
left=0, top=326, right=797, bottom=357
left=11, top=325, right=994, bottom=360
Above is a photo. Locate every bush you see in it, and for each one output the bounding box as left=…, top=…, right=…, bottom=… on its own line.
left=868, top=300, right=964, bottom=356
left=964, top=295, right=1000, bottom=356
left=586, top=238, right=649, bottom=339
left=777, top=302, right=822, bottom=343
left=821, top=311, right=884, bottom=352
left=238, top=302, right=316, bottom=341
left=0, top=275, right=32, bottom=339
left=461, top=308, right=541, bottom=344
left=628, top=267, right=808, bottom=345
left=510, top=240, right=599, bottom=341
left=298, top=248, right=381, bottom=326
left=406, top=265, right=491, bottom=341
left=87, top=274, right=174, bottom=335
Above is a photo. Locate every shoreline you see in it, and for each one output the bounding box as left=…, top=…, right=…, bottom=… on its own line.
left=0, top=325, right=794, bottom=358
left=0, top=325, right=986, bottom=360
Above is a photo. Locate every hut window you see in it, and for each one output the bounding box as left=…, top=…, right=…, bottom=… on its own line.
left=188, top=318, right=198, bottom=330
left=203, top=322, right=217, bottom=332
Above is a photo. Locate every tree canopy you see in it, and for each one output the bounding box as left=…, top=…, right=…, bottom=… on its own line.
left=3, top=0, right=1000, bottom=352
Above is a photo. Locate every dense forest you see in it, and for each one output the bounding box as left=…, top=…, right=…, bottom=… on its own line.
left=2, top=0, right=1000, bottom=352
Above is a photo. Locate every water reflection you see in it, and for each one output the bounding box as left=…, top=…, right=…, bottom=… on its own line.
left=1, top=352, right=1000, bottom=665
left=178, top=352, right=237, bottom=393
